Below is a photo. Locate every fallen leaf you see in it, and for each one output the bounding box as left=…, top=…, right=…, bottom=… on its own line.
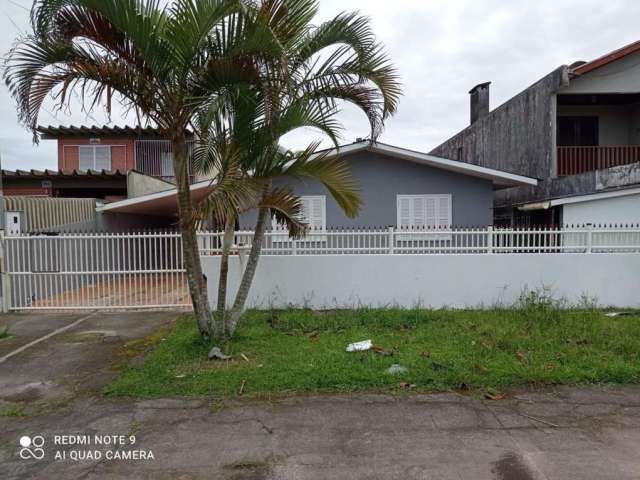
left=516, top=351, right=527, bottom=362
left=484, top=391, right=506, bottom=401
left=372, top=345, right=393, bottom=356
left=240, top=353, right=250, bottom=363
left=420, top=351, right=431, bottom=358
left=399, top=382, right=416, bottom=389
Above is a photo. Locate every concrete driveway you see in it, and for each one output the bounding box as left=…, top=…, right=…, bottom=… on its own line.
left=1, top=312, right=639, bottom=480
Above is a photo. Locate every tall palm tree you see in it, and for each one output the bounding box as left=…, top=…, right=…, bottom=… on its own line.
left=195, top=0, right=402, bottom=337
left=4, top=0, right=283, bottom=339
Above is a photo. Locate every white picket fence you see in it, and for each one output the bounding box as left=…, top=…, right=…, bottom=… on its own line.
left=1, top=224, right=639, bottom=311
left=199, top=225, right=640, bottom=255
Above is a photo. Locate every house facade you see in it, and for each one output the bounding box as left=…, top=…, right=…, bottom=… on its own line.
left=240, top=142, right=537, bottom=230
left=38, top=125, right=197, bottom=183
left=430, top=40, right=640, bottom=226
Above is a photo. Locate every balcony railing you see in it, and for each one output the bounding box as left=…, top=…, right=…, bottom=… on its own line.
left=134, top=140, right=196, bottom=182
left=557, top=145, right=640, bottom=176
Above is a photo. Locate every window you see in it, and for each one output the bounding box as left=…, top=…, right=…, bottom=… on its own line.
left=160, top=152, right=174, bottom=177
left=273, top=195, right=326, bottom=240
left=557, top=116, right=599, bottom=146
left=79, top=146, right=112, bottom=170
left=397, top=195, right=452, bottom=238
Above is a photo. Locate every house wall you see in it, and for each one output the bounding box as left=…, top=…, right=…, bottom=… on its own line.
left=240, top=151, right=495, bottom=228
left=58, top=137, right=136, bottom=171
left=429, top=66, right=569, bottom=179
left=561, top=193, right=640, bottom=225
left=202, top=253, right=640, bottom=309
left=561, top=50, right=640, bottom=94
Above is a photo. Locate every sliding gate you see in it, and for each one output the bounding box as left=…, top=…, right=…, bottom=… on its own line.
left=2, top=232, right=192, bottom=311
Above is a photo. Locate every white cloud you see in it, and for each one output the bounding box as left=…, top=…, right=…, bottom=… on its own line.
left=1, top=0, right=639, bottom=169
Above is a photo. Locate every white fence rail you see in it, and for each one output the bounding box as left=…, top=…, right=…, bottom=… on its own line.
left=198, top=225, right=640, bottom=255
left=2, top=225, right=639, bottom=311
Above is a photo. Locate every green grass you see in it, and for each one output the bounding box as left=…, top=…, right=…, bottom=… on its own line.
left=0, top=326, right=11, bottom=340
left=105, top=306, right=640, bottom=399
left=0, top=404, right=26, bottom=417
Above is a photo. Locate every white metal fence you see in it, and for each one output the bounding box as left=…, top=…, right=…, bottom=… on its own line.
left=2, top=225, right=639, bottom=311
left=2, top=232, right=190, bottom=311
left=199, top=225, right=640, bottom=255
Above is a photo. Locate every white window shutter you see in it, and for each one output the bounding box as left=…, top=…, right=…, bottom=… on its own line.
left=79, top=146, right=93, bottom=170
left=94, top=146, right=112, bottom=171
left=397, top=194, right=452, bottom=228
left=272, top=196, right=326, bottom=234
left=308, top=196, right=326, bottom=231
left=437, top=195, right=452, bottom=227
left=397, top=196, right=412, bottom=228
left=424, top=196, right=437, bottom=228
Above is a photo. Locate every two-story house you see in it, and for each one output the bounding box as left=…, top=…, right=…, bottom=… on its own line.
left=37, top=124, right=197, bottom=183
left=431, top=40, right=640, bottom=227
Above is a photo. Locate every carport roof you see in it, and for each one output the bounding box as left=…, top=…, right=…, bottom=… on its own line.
left=97, top=179, right=216, bottom=217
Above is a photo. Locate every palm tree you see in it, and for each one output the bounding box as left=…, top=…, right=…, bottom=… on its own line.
left=4, top=0, right=283, bottom=339
left=195, top=0, right=401, bottom=337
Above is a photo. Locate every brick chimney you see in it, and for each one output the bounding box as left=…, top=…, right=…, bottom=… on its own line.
left=469, top=82, right=491, bottom=124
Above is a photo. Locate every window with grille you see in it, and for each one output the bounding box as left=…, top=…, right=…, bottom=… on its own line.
left=79, top=146, right=112, bottom=171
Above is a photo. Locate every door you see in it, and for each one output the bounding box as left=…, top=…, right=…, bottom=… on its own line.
left=557, top=116, right=599, bottom=146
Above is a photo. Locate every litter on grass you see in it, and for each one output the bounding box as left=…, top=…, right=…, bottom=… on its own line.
left=208, top=347, right=232, bottom=360
left=386, top=364, right=408, bottom=375
left=346, top=340, right=372, bottom=352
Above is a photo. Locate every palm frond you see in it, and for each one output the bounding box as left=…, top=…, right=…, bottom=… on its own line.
left=281, top=142, right=361, bottom=218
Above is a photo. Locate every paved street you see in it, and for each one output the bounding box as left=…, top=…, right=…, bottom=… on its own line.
left=1, top=313, right=639, bottom=479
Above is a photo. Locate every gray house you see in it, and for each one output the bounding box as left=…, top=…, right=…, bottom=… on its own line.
left=92, top=141, right=535, bottom=231
left=431, top=40, right=640, bottom=227
left=242, top=141, right=536, bottom=230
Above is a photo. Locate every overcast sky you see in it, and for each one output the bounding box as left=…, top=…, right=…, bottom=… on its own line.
left=1, top=0, right=639, bottom=171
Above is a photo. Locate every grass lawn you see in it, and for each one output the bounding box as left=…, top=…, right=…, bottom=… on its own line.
left=106, top=305, right=640, bottom=399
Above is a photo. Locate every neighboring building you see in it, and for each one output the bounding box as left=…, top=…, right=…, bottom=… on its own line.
left=239, top=141, right=537, bottom=229
left=0, top=169, right=178, bottom=233
left=1, top=168, right=127, bottom=201
left=430, top=40, right=640, bottom=226
left=37, top=125, right=197, bottom=183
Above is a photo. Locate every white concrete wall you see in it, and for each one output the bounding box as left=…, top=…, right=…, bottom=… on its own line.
left=202, top=254, right=640, bottom=309
left=562, top=194, right=640, bottom=225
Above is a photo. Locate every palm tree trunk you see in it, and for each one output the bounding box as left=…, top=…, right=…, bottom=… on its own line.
left=172, top=134, right=212, bottom=339
left=226, top=205, right=269, bottom=336
left=213, top=217, right=234, bottom=338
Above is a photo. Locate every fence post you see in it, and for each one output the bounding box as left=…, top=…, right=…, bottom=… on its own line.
left=586, top=224, right=593, bottom=254
left=388, top=226, right=395, bottom=254
left=487, top=226, right=493, bottom=254
left=0, top=231, right=10, bottom=313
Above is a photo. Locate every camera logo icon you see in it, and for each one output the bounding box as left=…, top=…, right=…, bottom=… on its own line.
left=19, top=435, right=45, bottom=460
